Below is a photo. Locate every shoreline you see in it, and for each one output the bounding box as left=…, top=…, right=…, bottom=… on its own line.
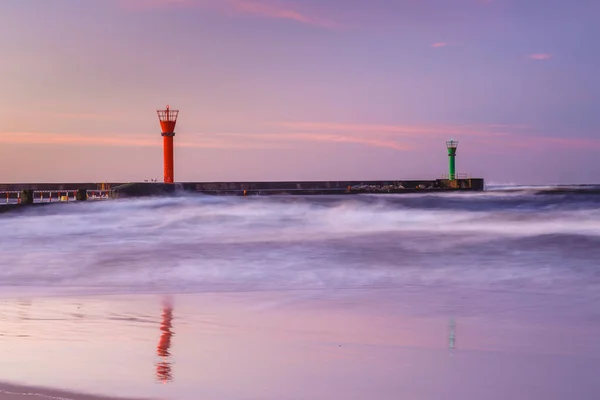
left=0, top=382, right=150, bottom=400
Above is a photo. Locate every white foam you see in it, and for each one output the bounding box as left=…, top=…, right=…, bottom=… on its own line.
left=0, top=195, right=598, bottom=295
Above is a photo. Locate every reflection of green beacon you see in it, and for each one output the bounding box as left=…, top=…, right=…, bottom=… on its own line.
left=446, top=139, right=458, bottom=180
left=449, top=318, right=456, bottom=349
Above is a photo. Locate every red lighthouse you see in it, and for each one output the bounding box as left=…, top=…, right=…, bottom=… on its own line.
left=157, top=105, right=179, bottom=184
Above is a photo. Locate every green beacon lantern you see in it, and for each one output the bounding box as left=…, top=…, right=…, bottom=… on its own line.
left=446, top=139, right=458, bottom=180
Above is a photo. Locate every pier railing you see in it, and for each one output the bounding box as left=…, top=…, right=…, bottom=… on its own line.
left=1, top=189, right=113, bottom=205
left=441, top=173, right=471, bottom=180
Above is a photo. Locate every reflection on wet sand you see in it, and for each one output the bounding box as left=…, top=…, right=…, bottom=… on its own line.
left=449, top=318, right=456, bottom=350
left=0, top=290, right=599, bottom=400
left=156, top=302, right=174, bottom=384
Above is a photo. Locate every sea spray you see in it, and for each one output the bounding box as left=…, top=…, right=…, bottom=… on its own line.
left=0, top=186, right=599, bottom=296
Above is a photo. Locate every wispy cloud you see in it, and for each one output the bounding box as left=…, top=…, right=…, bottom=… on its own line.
left=258, top=121, right=519, bottom=152
left=528, top=53, right=552, bottom=61
left=0, top=132, right=282, bottom=150
left=262, top=123, right=600, bottom=152
left=272, top=121, right=515, bottom=138
left=119, top=0, right=337, bottom=27
left=51, top=113, right=117, bottom=121
left=0, top=132, right=158, bottom=147
left=430, top=41, right=462, bottom=49
left=119, top=0, right=196, bottom=10
left=3, top=124, right=597, bottom=153
left=270, top=121, right=600, bottom=152
left=228, top=0, right=338, bottom=28
left=0, top=129, right=410, bottom=152
left=217, top=132, right=412, bottom=151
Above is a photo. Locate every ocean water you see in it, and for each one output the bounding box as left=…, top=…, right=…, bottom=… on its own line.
left=0, top=185, right=599, bottom=296
left=1, top=186, right=600, bottom=399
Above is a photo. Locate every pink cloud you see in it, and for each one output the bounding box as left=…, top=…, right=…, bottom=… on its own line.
left=218, top=132, right=411, bottom=151
left=3, top=124, right=597, bottom=154
left=0, top=129, right=412, bottom=152
left=51, top=113, right=116, bottom=121
left=431, top=42, right=462, bottom=49
left=118, top=0, right=337, bottom=27
left=1, top=129, right=410, bottom=151
left=119, top=0, right=196, bottom=10
left=269, top=121, right=600, bottom=153
left=273, top=121, right=515, bottom=138
left=528, top=53, right=552, bottom=60
left=0, top=132, right=283, bottom=150
left=228, top=0, right=337, bottom=28
left=274, top=121, right=600, bottom=152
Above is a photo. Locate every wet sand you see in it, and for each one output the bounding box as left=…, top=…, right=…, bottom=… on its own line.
left=0, top=288, right=599, bottom=400
left=0, top=381, right=148, bottom=400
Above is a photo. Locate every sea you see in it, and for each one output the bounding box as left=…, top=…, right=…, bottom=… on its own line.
left=0, top=185, right=599, bottom=400
left=1, top=184, right=600, bottom=295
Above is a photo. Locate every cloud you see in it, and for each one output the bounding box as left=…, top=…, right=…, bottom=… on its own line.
left=119, top=0, right=196, bottom=10
left=217, top=132, right=412, bottom=151
left=118, top=0, right=337, bottom=27
left=0, top=132, right=281, bottom=150
left=431, top=42, right=462, bottom=49
left=51, top=113, right=117, bottom=121
left=0, top=129, right=409, bottom=151
left=285, top=133, right=411, bottom=150
left=228, top=0, right=338, bottom=28
left=528, top=53, right=552, bottom=60
left=260, top=121, right=520, bottom=151
left=272, top=121, right=515, bottom=138
left=0, top=129, right=411, bottom=152
left=3, top=124, right=597, bottom=154
left=269, top=121, right=600, bottom=152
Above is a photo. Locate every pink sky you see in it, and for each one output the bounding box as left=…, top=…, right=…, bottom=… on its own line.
left=0, top=0, right=599, bottom=184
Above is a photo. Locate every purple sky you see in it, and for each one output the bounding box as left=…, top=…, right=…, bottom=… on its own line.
left=0, top=0, right=598, bottom=184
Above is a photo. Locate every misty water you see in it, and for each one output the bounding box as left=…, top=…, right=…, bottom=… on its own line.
left=0, top=186, right=599, bottom=399
left=1, top=186, right=600, bottom=295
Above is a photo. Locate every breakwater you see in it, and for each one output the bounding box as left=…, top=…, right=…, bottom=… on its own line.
left=187, top=178, right=483, bottom=194
left=0, top=178, right=484, bottom=212
left=0, top=178, right=484, bottom=193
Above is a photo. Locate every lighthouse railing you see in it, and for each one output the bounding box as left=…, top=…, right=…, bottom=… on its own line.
left=441, top=173, right=471, bottom=180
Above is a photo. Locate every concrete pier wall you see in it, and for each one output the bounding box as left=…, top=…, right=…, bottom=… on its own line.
left=182, top=178, right=484, bottom=192
left=1, top=178, right=485, bottom=202
left=112, top=178, right=484, bottom=197
left=0, top=178, right=484, bottom=195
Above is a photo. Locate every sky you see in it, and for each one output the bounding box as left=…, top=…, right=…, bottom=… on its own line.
left=0, top=0, right=599, bottom=184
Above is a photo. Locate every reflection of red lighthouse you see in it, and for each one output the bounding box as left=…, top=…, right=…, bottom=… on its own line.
left=156, top=303, right=174, bottom=383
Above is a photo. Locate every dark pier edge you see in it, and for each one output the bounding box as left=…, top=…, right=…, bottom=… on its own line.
left=0, top=179, right=485, bottom=207
left=111, top=178, right=484, bottom=197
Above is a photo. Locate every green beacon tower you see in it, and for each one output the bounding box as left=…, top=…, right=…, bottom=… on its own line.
left=446, top=139, right=458, bottom=180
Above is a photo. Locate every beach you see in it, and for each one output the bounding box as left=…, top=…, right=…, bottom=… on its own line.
left=0, top=382, right=148, bottom=400
left=1, top=287, right=599, bottom=400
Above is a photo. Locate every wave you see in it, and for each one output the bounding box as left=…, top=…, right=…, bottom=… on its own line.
left=487, top=184, right=600, bottom=196
left=0, top=194, right=599, bottom=295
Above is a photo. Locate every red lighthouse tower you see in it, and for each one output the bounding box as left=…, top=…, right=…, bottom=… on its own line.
left=157, top=105, right=179, bottom=184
